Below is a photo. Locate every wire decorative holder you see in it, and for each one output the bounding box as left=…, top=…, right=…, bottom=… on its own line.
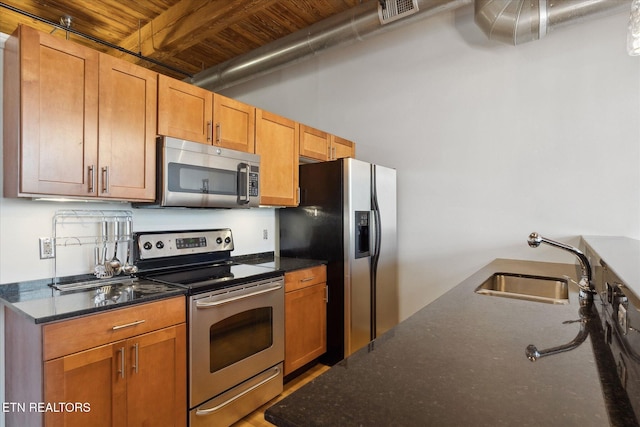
left=50, top=209, right=134, bottom=284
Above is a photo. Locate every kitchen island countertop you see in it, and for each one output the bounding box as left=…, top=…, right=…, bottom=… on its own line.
left=265, top=256, right=637, bottom=426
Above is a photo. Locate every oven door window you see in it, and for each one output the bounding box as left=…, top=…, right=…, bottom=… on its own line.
left=168, top=162, right=236, bottom=195
left=209, top=307, right=273, bottom=372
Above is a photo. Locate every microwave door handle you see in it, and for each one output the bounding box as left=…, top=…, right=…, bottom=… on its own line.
left=237, top=163, right=250, bottom=205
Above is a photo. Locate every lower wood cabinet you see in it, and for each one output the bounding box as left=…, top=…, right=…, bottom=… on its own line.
left=5, top=296, right=187, bottom=427
left=284, top=265, right=327, bottom=376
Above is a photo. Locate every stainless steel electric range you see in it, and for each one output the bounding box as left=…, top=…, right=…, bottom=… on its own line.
left=133, top=229, right=284, bottom=427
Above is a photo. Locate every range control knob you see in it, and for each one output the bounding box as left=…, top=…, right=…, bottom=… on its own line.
left=156, top=241, right=165, bottom=249
left=143, top=242, right=153, bottom=250
left=224, top=237, right=231, bottom=244
left=216, top=237, right=223, bottom=244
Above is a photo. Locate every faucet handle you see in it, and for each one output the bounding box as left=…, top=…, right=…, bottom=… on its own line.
left=528, top=232, right=542, bottom=248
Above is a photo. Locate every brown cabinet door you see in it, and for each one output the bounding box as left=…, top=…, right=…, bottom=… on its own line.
left=126, top=325, right=187, bottom=427
left=299, top=124, right=330, bottom=161
left=255, top=109, right=299, bottom=206
left=44, top=342, right=127, bottom=427
left=18, top=25, right=99, bottom=197
left=330, top=135, right=355, bottom=160
left=285, top=283, right=327, bottom=375
left=213, top=93, right=255, bottom=153
left=157, top=74, right=213, bottom=144
left=44, top=325, right=187, bottom=427
left=98, top=55, right=157, bottom=201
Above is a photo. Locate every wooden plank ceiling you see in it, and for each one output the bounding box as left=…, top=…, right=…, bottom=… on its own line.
left=0, top=0, right=363, bottom=79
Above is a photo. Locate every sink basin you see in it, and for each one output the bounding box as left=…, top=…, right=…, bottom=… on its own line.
left=475, top=273, right=569, bottom=304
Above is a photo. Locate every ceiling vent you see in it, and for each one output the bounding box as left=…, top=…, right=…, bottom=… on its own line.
left=378, top=0, right=420, bottom=25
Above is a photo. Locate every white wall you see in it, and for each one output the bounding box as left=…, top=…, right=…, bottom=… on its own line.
left=221, top=5, right=640, bottom=320
left=0, top=199, right=276, bottom=283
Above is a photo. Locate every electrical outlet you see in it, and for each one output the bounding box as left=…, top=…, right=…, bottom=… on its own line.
left=39, top=237, right=55, bottom=259
left=263, top=229, right=268, bottom=240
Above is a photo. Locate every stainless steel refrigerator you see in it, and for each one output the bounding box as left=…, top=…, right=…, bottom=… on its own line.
left=279, top=158, right=398, bottom=364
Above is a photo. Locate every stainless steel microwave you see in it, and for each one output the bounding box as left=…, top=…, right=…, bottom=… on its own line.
left=138, top=136, right=260, bottom=208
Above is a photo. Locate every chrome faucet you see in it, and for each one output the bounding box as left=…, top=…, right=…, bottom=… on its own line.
left=525, top=305, right=593, bottom=362
left=527, top=232, right=595, bottom=300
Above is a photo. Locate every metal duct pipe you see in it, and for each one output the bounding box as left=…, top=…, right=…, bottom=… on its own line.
left=190, top=0, right=471, bottom=91
left=474, top=0, right=629, bottom=45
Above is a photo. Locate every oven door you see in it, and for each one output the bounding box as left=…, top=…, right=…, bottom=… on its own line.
left=189, top=277, right=284, bottom=408
left=160, top=137, right=260, bottom=208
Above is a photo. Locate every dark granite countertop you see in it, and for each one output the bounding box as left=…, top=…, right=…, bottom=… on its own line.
left=0, top=275, right=187, bottom=324
left=265, top=258, right=636, bottom=427
left=235, top=252, right=326, bottom=272
left=0, top=253, right=324, bottom=325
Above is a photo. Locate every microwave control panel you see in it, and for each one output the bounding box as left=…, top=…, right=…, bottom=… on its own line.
left=249, top=168, right=259, bottom=197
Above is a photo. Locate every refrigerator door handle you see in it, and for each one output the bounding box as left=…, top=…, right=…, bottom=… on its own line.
left=370, top=165, right=383, bottom=340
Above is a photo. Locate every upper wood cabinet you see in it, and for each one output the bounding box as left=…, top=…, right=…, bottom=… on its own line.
left=98, top=54, right=157, bottom=201
left=4, top=25, right=98, bottom=198
left=213, top=93, right=256, bottom=152
left=299, top=124, right=330, bottom=161
left=157, top=75, right=255, bottom=152
left=255, top=109, right=299, bottom=206
left=299, top=124, right=356, bottom=162
left=3, top=25, right=156, bottom=202
left=157, top=75, right=212, bottom=143
left=330, top=135, right=356, bottom=160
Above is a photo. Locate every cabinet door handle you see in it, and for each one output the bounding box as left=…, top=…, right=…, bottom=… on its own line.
left=112, top=319, right=146, bottom=330
left=215, top=122, right=221, bottom=144
left=325, top=285, right=329, bottom=303
left=101, top=166, right=109, bottom=193
left=207, top=120, right=213, bottom=142
left=301, top=276, right=315, bottom=282
left=132, top=343, right=139, bottom=374
left=88, top=165, right=95, bottom=193
left=117, top=346, right=125, bottom=379
left=332, top=146, right=337, bottom=159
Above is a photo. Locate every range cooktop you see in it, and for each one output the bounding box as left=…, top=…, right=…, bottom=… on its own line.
left=133, top=229, right=282, bottom=294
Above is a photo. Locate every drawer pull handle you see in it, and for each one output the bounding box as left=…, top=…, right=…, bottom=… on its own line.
left=112, top=319, right=146, bottom=330
left=301, top=276, right=315, bottom=282
left=195, top=366, right=281, bottom=416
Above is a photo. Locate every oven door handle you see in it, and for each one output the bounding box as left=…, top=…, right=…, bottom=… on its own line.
left=195, top=283, right=282, bottom=308
left=195, top=366, right=281, bottom=416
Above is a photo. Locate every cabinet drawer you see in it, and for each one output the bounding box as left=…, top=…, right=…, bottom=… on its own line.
left=43, top=296, right=185, bottom=360
left=285, top=265, right=327, bottom=293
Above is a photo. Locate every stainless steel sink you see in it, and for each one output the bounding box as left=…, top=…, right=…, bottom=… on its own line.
left=475, top=273, right=569, bottom=304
